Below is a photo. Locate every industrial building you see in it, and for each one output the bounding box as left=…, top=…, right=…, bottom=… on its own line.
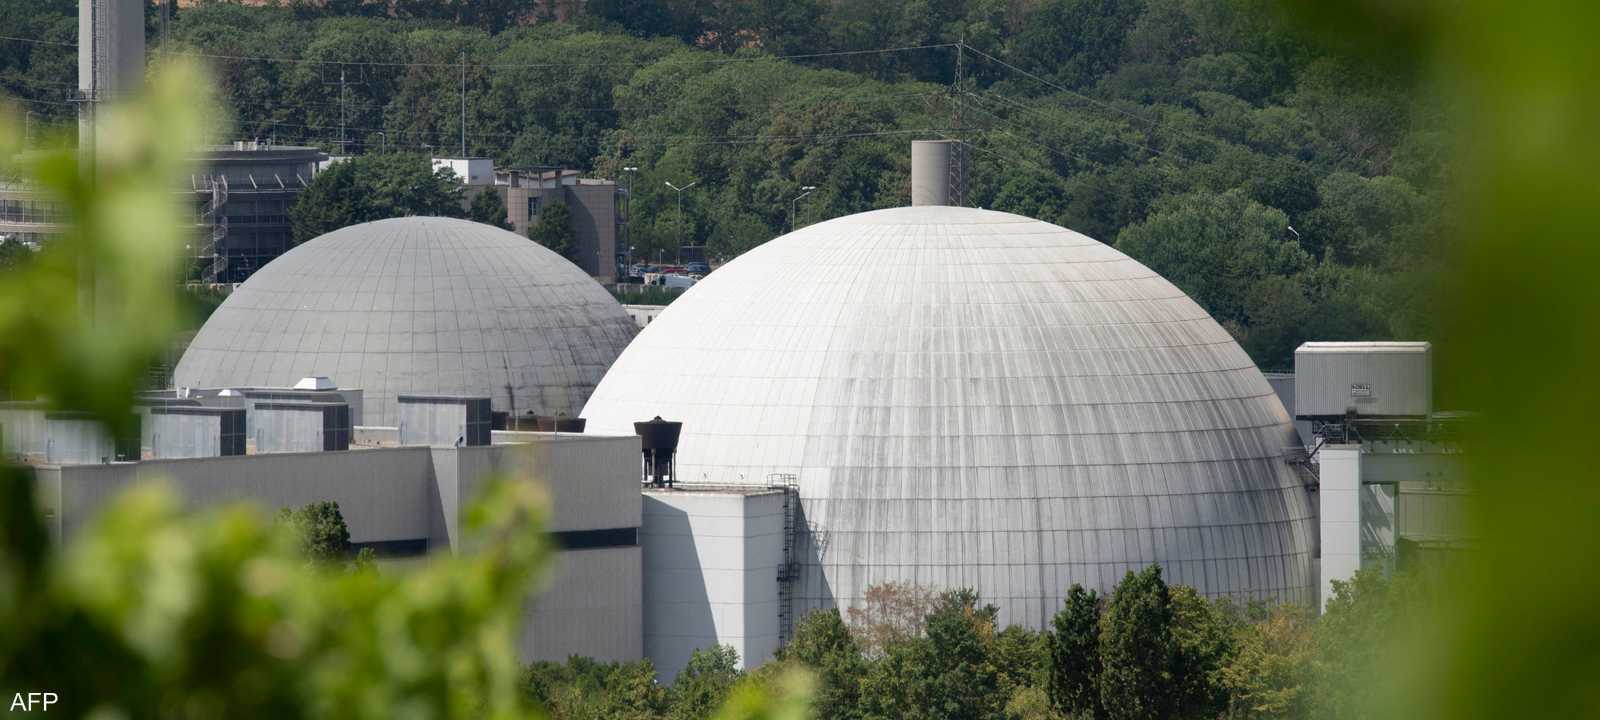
left=173, top=217, right=637, bottom=427
left=2, top=141, right=329, bottom=284
left=5, top=114, right=1476, bottom=683
left=1279, top=342, right=1474, bottom=608
left=581, top=140, right=1321, bottom=665
left=187, top=141, right=329, bottom=283
left=3, top=393, right=643, bottom=663
left=436, top=157, right=624, bottom=283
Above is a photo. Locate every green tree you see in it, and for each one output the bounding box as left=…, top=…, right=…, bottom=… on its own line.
left=469, top=188, right=512, bottom=230
left=919, top=589, right=1004, bottom=720
left=1098, top=566, right=1179, bottom=720
left=1009, top=0, right=1145, bottom=90
left=1047, top=584, right=1102, bottom=718
left=780, top=610, right=864, bottom=720
left=278, top=500, right=354, bottom=565
left=1115, top=190, right=1309, bottom=328
left=529, top=200, right=577, bottom=260
left=524, top=656, right=666, bottom=719
left=289, top=153, right=465, bottom=244
left=668, top=645, right=742, bottom=720
left=0, top=237, right=31, bottom=270
left=1222, top=603, right=1314, bottom=719
left=1167, top=585, right=1234, bottom=719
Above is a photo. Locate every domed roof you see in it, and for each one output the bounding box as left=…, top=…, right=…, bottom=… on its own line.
left=176, top=217, right=636, bottom=426
left=582, top=206, right=1315, bottom=625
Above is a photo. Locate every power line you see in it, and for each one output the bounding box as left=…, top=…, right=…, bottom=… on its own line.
left=4, top=32, right=953, bottom=71
left=960, top=43, right=1155, bottom=129
left=0, top=35, right=77, bottom=48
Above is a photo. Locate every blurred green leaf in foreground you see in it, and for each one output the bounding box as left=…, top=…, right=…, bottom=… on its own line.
left=1285, top=0, right=1600, bottom=717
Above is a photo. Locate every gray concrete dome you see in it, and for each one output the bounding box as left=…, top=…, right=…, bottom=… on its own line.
left=176, top=217, right=636, bottom=426
left=582, top=206, right=1316, bottom=627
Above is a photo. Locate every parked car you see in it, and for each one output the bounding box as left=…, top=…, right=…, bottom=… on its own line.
left=686, top=261, right=711, bottom=275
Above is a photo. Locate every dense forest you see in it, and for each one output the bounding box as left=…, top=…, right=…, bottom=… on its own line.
left=524, top=567, right=1424, bottom=720
left=0, top=0, right=1451, bottom=367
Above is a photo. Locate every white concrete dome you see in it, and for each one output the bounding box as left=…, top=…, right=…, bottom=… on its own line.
left=176, top=217, right=636, bottom=426
left=582, top=206, right=1316, bottom=626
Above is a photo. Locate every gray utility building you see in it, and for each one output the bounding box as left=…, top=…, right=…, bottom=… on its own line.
left=9, top=396, right=644, bottom=665
left=436, top=158, right=622, bottom=283
left=1279, top=342, right=1474, bottom=609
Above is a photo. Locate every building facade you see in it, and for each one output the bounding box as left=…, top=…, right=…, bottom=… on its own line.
left=447, top=163, right=621, bottom=283
left=188, top=142, right=327, bottom=283
left=2, top=142, right=327, bottom=284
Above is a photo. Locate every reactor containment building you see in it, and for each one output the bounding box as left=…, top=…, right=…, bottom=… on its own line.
left=583, top=198, right=1318, bottom=632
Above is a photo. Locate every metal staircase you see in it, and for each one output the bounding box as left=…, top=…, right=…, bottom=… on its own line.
left=768, top=473, right=800, bottom=644
left=198, top=174, right=229, bottom=283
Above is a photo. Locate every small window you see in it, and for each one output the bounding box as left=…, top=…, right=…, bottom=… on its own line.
left=527, top=196, right=541, bottom=218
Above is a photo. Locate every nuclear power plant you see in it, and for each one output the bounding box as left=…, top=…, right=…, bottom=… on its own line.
left=0, top=0, right=1472, bottom=681
left=2, top=128, right=1475, bottom=679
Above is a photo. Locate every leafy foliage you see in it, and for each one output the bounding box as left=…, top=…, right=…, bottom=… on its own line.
left=529, top=199, right=577, bottom=259
left=0, top=0, right=1455, bottom=367
left=469, top=187, right=512, bottom=230
left=289, top=153, right=466, bottom=244
left=1047, top=584, right=1101, bottom=718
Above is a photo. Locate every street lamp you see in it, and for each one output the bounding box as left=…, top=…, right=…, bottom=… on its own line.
left=376, top=130, right=386, bottom=154
left=790, top=185, right=818, bottom=232
left=621, top=167, right=638, bottom=274
left=664, top=179, right=698, bottom=261
left=23, top=111, right=36, bottom=147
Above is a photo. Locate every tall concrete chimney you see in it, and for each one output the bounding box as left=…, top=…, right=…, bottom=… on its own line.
left=78, top=0, right=145, bottom=154
left=910, top=139, right=969, bottom=207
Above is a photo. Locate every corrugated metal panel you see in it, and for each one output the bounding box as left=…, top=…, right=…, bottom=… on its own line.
left=1293, top=342, right=1431, bottom=417
left=583, top=206, right=1317, bottom=626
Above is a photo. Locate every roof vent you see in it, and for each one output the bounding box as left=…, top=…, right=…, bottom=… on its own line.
left=293, top=376, right=336, bottom=391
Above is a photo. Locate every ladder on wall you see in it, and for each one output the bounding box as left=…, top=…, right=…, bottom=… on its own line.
left=767, top=473, right=800, bottom=645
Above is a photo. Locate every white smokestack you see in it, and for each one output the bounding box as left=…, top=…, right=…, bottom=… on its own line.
left=78, top=0, right=145, bottom=153
left=910, top=139, right=969, bottom=207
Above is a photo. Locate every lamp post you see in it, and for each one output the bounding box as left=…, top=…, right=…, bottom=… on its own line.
left=24, top=111, right=35, bottom=147
left=621, top=166, right=638, bottom=274
left=376, top=130, right=386, bottom=154
left=664, top=179, right=698, bottom=262
left=790, top=185, right=818, bottom=232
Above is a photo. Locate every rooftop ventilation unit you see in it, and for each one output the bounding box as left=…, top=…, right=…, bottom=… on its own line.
left=635, top=416, right=682, bottom=488
left=293, top=376, right=337, bottom=391
left=150, top=406, right=246, bottom=458
left=397, top=395, right=491, bottom=448
left=253, top=401, right=350, bottom=453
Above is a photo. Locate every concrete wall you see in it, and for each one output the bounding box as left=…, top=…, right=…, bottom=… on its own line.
left=494, top=183, right=618, bottom=282
left=1318, top=445, right=1361, bottom=610
left=29, top=431, right=645, bottom=664
left=34, top=447, right=437, bottom=544
left=526, top=546, right=642, bottom=662
left=641, top=488, right=785, bottom=680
